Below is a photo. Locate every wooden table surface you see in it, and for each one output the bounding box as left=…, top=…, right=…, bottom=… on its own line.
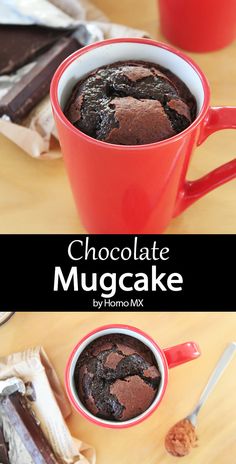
left=0, top=0, right=236, bottom=233
left=1, top=311, right=236, bottom=464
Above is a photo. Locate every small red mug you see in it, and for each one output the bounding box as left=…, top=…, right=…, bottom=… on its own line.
left=158, top=0, right=236, bottom=52
left=65, top=324, right=201, bottom=428
left=50, top=38, right=236, bottom=233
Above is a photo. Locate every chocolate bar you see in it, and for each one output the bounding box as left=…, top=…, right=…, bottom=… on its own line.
left=0, top=36, right=79, bottom=123
left=0, top=392, right=61, bottom=463
left=0, top=25, right=69, bottom=76
left=0, top=426, right=9, bottom=464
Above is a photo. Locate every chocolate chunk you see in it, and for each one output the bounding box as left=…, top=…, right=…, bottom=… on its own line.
left=0, top=36, right=79, bottom=123
left=92, top=342, right=113, bottom=356
left=0, top=426, right=9, bottom=464
left=0, top=25, right=69, bottom=76
left=103, top=97, right=175, bottom=144
left=0, top=392, right=61, bottom=463
left=104, top=352, right=124, bottom=369
left=110, top=375, right=156, bottom=421
left=116, top=344, right=137, bottom=356
left=74, top=334, right=161, bottom=421
left=65, top=60, right=197, bottom=145
left=143, top=366, right=161, bottom=379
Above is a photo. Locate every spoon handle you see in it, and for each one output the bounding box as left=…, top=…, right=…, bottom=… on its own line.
left=190, top=342, right=236, bottom=418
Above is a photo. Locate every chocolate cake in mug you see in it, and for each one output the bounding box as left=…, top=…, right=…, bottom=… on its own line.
left=74, top=333, right=161, bottom=421
left=65, top=60, right=196, bottom=145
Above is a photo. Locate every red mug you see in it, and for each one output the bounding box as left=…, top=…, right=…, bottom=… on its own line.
left=158, top=0, right=236, bottom=52
left=50, top=38, right=236, bottom=233
left=65, top=324, right=201, bottom=428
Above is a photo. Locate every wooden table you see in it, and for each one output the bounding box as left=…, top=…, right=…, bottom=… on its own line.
left=1, top=311, right=236, bottom=463
left=0, top=0, right=235, bottom=233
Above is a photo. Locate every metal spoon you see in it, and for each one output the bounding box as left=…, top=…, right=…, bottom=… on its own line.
left=187, top=342, right=236, bottom=427
left=165, top=343, right=236, bottom=457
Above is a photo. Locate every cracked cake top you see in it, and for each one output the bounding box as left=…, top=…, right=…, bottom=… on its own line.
left=74, top=333, right=161, bottom=421
left=64, top=60, right=196, bottom=145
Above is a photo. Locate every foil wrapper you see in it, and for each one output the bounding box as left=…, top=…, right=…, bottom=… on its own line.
left=0, top=378, right=25, bottom=396
left=0, top=347, right=95, bottom=464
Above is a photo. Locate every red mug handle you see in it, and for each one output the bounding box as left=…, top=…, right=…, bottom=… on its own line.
left=163, top=341, right=201, bottom=368
left=174, top=106, right=236, bottom=215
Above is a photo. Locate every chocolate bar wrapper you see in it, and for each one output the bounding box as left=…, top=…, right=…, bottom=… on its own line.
left=0, top=347, right=96, bottom=464
left=0, top=0, right=149, bottom=159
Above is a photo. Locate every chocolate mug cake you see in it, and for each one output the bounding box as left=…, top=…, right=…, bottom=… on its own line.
left=74, top=334, right=161, bottom=421
left=65, top=60, right=196, bottom=145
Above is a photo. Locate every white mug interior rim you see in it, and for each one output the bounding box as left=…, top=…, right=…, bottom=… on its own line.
left=68, top=327, right=167, bottom=426
left=57, top=40, right=205, bottom=117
